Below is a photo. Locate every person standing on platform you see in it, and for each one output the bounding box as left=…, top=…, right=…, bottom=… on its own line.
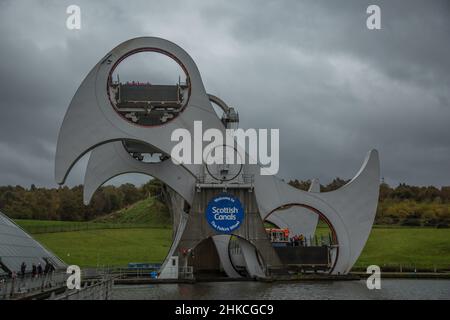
left=32, top=264, right=37, bottom=278
left=37, top=263, right=43, bottom=277
left=20, top=262, right=26, bottom=278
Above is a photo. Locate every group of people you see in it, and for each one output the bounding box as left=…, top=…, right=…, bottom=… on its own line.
left=19, top=260, right=55, bottom=279
left=290, top=234, right=305, bottom=246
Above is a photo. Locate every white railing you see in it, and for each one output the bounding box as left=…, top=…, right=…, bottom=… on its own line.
left=178, top=266, right=194, bottom=280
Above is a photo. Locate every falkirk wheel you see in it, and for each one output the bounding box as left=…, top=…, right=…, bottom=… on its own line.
left=55, top=37, right=380, bottom=279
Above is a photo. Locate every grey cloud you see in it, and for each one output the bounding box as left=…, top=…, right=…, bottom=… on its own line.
left=0, top=0, right=449, bottom=188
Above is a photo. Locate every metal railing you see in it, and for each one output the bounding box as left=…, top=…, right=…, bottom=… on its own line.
left=52, top=277, right=114, bottom=300
left=87, top=265, right=161, bottom=279
left=286, top=234, right=335, bottom=247
left=0, top=271, right=68, bottom=300
left=196, top=173, right=254, bottom=186
left=179, top=266, right=194, bottom=280
left=18, top=222, right=168, bottom=235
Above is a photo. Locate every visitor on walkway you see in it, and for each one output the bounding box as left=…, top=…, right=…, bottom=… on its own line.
left=293, top=235, right=299, bottom=246
left=20, top=262, right=26, bottom=278
left=11, top=271, right=17, bottom=281
left=32, top=264, right=37, bottom=278
left=37, top=263, right=43, bottom=277
left=299, top=234, right=305, bottom=246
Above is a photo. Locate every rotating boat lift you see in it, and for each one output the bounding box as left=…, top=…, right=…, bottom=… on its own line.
left=55, top=37, right=380, bottom=279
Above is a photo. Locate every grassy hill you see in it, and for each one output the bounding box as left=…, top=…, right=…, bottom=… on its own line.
left=14, top=196, right=171, bottom=234
left=94, top=197, right=171, bottom=227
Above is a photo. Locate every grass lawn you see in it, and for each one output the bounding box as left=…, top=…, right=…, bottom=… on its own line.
left=23, top=220, right=450, bottom=269
left=34, top=228, right=172, bottom=267
left=314, top=224, right=450, bottom=269
left=356, top=227, right=450, bottom=269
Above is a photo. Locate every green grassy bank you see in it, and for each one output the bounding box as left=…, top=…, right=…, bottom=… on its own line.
left=12, top=198, right=450, bottom=270
left=24, top=226, right=450, bottom=270
left=33, top=228, right=172, bottom=267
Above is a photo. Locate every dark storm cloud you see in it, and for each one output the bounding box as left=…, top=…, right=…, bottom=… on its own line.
left=0, top=0, right=449, bottom=188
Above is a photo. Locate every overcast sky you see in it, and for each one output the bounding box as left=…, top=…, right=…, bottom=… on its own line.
left=0, top=0, right=449, bottom=188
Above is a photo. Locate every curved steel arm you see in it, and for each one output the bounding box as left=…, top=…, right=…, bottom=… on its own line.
left=253, top=150, right=380, bottom=274
left=83, top=141, right=196, bottom=205
left=55, top=37, right=222, bottom=184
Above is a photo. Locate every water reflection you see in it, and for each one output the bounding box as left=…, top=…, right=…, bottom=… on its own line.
left=112, top=280, right=450, bottom=300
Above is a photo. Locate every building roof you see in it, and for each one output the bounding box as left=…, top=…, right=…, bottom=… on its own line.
left=0, top=211, right=66, bottom=274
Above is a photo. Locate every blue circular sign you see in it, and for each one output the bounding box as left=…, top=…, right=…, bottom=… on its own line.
left=206, top=194, right=244, bottom=234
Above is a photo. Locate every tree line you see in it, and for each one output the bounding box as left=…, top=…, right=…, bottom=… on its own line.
left=0, top=180, right=163, bottom=221
left=289, top=178, right=450, bottom=227
left=1, top=178, right=449, bottom=227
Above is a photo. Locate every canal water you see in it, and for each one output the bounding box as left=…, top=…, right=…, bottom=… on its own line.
left=112, top=279, right=450, bottom=300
